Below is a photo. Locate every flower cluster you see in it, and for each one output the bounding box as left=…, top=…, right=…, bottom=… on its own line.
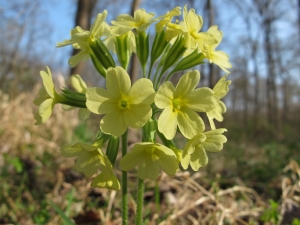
left=34, top=5, right=231, bottom=188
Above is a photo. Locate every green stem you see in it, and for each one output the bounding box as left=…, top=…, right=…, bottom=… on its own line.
left=122, top=129, right=128, bottom=225
left=154, top=70, right=165, bottom=90
left=135, top=178, right=144, bottom=225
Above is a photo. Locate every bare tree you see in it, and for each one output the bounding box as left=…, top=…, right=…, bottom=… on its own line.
left=128, top=0, right=142, bottom=82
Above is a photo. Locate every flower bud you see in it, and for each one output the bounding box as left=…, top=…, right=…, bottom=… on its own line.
left=89, top=39, right=116, bottom=70
left=142, top=118, right=157, bottom=142
left=170, top=49, right=205, bottom=74
left=135, top=31, right=149, bottom=72
left=106, top=136, right=120, bottom=165
left=115, top=34, right=131, bottom=70
left=160, top=35, right=186, bottom=75
left=150, top=30, right=168, bottom=65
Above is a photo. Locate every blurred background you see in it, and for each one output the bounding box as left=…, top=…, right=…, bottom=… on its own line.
left=0, top=0, right=300, bottom=224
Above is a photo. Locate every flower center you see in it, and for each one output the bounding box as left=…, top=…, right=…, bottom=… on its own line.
left=172, top=99, right=181, bottom=111
left=119, top=99, right=129, bottom=109
left=145, top=147, right=158, bottom=160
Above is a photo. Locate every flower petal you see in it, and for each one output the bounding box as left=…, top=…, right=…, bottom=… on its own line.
left=155, top=81, right=175, bottom=109
left=90, top=11, right=107, bottom=37
left=124, top=105, right=152, bottom=128
left=128, top=78, right=155, bottom=105
left=138, top=157, right=159, bottom=180
left=157, top=106, right=178, bottom=140
left=70, top=74, right=87, bottom=93
left=185, top=88, right=218, bottom=112
left=40, top=67, right=55, bottom=98
left=86, top=87, right=117, bottom=114
left=177, top=108, right=204, bottom=139
left=75, top=151, right=100, bottom=177
left=202, top=129, right=227, bottom=152
left=106, top=66, right=131, bottom=98
left=120, top=143, right=146, bottom=171
left=38, top=98, right=54, bottom=124
left=190, top=146, right=208, bottom=171
left=100, top=111, right=127, bottom=136
left=155, top=144, right=178, bottom=176
left=91, top=172, right=121, bottom=190
left=61, top=143, right=82, bottom=157
left=68, top=50, right=90, bottom=68
left=174, top=70, right=200, bottom=98
left=181, top=150, right=191, bottom=170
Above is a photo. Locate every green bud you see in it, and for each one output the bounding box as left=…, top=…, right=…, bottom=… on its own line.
left=89, top=39, right=116, bottom=69
left=135, top=31, right=149, bottom=72
left=161, top=35, right=186, bottom=75
left=170, top=49, right=205, bottom=74
left=90, top=53, right=107, bottom=78
left=60, top=88, right=86, bottom=108
left=142, top=118, right=157, bottom=142
left=115, top=34, right=130, bottom=70
left=150, top=30, right=168, bottom=66
left=95, top=130, right=111, bottom=144
left=106, top=136, right=120, bottom=165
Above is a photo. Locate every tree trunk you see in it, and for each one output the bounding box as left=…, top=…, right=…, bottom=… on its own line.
left=128, top=0, right=141, bottom=82
left=70, top=0, right=97, bottom=76
left=207, top=0, right=215, bottom=88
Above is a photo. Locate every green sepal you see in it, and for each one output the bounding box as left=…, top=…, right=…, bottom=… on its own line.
left=94, top=130, right=111, bottom=144
left=156, top=128, right=182, bottom=162
left=157, top=128, right=176, bottom=148
left=90, top=53, right=107, bottom=78
left=135, top=31, right=149, bottom=71
left=150, top=30, right=168, bottom=66
left=160, top=35, right=186, bottom=75
left=60, top=88, right=87, bottom=108
left=170, top=49, right=205, bottom=74
left=115, top=34, right=130, bottom=70
left=142, top=118, right=157, bottom=142
left=89, top=39, right=116, bottom=69
left=106, top=136, right=119, bottom=165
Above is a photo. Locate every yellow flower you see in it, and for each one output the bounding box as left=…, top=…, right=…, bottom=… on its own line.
left=206, top=74, right=231, bottom=129
left=111, top=9, right=155, bottom=35
left=86, top=66, right=156, bottom=136
left=62, top=74, right=90, bottom=120
left=33, top=67, right=62, bottom=125
left=61, top=142, right=120, bottom=190
left=155, top=70, right=217, bottom=140
left=156, top=6, right=181, bottom=33
left=181, top=128, right=227, bottom=171
left=202, top=25, right=232, bottom=73
left=166, top=5, right=216, bottom=49
left=56, top=11, right=108, bottom=67
left=120, top=142, right=179, bottom=180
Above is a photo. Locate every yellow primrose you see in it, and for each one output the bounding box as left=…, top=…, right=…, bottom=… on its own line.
left=56, top=11, right=108, bottom=67
left=86, top=66, right=156, bottom=136
left=202, top=25, right=232, bottom=73
left=120, top=142, right=179, bottom=180
left=206, top=74, right=231, bottom=129
left=33, top=67, right=63, bottom=125
left=61, top=142, right=120, bottom=190
left=166, top=5, right=216, bottom=49
left=62, top=75, right=91, bottom=120
left=111, top=9, right=155, bottom=35
left=155, top=70, right=218, bottom=140
left=181, top=128, right=227, bottom=171
left=156, top=6, right=181, bottom=33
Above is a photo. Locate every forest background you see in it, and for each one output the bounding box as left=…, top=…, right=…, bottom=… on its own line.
left=0, top=0, right=300, bottom=224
